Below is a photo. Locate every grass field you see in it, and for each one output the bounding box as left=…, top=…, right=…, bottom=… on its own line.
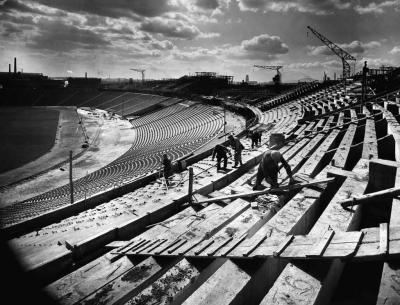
left=0, top=107, right=59, bottom=174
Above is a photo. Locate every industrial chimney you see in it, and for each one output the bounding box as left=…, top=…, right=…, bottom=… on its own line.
left=14, top=57, right=17, bottom=73
left=9, top=64, right=11, bottom=73
left=85, top=72, right=87, bottom=78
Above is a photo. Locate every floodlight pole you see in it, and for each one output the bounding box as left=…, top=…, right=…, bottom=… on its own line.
left=69, top=150, right=74, bottom=204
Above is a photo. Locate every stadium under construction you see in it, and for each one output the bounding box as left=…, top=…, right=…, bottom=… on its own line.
left=1, top=30, right=400, bottom=305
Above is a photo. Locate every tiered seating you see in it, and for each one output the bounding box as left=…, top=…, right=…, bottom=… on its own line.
left=0, top=103, right=224, bottom=228
left=106, top=94, right=168, bottom=116
left=0, top=88, right=171, bottom=118
left=6, top=80, right=400, bottom=304
left=257, top=82, right=321, bottom=111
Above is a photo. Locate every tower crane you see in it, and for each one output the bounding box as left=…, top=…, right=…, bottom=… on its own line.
left=306, top=26, right=356, bottom=91
left=130, top=68, right=145, bottom=82
left=253, top=65, right=283, bottom=85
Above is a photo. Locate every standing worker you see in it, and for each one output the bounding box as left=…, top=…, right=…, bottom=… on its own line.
left=212, top=144, right=231, bottom=171
left=253, top=149, right=294, bottom=190
left=257, top=130, right=262, bottom=146
left=228, top=135, right=244, bottom=167
left=250, top=131, right=258, bottom=149
left=162, top=153, right=173, bottom=186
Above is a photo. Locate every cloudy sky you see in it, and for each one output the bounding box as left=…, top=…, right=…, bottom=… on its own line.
left=0, top=0, right=399, bottom=82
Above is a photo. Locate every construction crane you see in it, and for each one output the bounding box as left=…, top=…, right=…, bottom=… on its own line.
left=306, top=26, right=356, bottom=91
left=254, top=65, right=283, bottom=85
left=130, top=68, right=145, bottom=82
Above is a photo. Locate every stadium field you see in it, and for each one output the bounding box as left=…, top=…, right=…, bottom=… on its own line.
left=0, top=107, right=59, bottom=173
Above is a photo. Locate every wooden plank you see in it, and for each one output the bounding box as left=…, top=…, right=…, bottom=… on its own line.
left=297, top=129, right=341, bottom=177
left=105, top=241, right=129, bottom=249
left=195, top=178, right=334, bottom=204
left=377, top=193, right=400, bottom=304
left=245, top=230, right=364, bottom=260
left=126, top=227, right=400, bottom=260
left=187, top=208, right=264, bottom=257
left=262, top=158, right=369, bottom=304
left=155, top=239, right=183, bottom=255
left=273, top=235, right=294, bottom=257
left=128, top=204, right=222, bottom=255
left=142, top=199, right=249, bottom=256
left=361, top=115, right=378, bottom=160
left=207, top=237, right=233, bottom=256
left=228, top=186, right=322, bottom=257
left=288, top=134, right=325, bottom=172
left=181, top=260, right=251, bottom=305
left=125, top=259, right=201, bottom=305
left=220, top=234, right=248, bottom=256
left=331, top=124, right=356, bottom=169
left=78, top=257, right=176, bottom=305
left=45, top=206, right=211, bottom=303
left=380, top=223, right=389, bottom=255
left=46, top=254, right=135, bottom=305
left=259, top=263, right=320, bottom=305
left=340, top=187, right=400, bottom=208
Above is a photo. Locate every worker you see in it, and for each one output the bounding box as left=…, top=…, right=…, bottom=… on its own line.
left=162, top=153, right=173, bottom=186
left=253, top=149, right=294, bottom=190
left=212, top=144, right=231, bottom=171
left=250, top=131, right=258, bottom=149
left=257, top=130, right=262, bottom=146
left=228, top=135, right=244, bottom=167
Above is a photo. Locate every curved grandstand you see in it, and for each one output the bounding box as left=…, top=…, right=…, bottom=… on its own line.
left=0, top=101, right=224, bottom=228
left=2, top=72, right=400, bottom=305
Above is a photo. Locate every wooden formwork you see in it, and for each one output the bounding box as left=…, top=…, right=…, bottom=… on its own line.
left=10, top=83, right=400, bottom=304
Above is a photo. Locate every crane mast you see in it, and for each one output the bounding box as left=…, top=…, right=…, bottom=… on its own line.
left=254, top=65, right=283, bottom=85
left=306, top=26, right=356, bottom=82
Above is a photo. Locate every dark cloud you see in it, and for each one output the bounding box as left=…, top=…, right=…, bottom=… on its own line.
left=0, top=22, right=33, bottom=37
left=0, top=0, right=44, bottom=15
left=139, top=18, right=201, bottom=39
left=241, top=34, right=289, bottom=55
left=195, top=0, right=219, bottom=10
left=0, top=12, right=36, bottom=25
left=27, top=19, right=110, bottom=52
left=33, top=0, right=176, bottom=18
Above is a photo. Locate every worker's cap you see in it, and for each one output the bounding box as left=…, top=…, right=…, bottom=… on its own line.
left=228, top=135, right=234, bottom=139
left=270, top=150, right=281, bottom=163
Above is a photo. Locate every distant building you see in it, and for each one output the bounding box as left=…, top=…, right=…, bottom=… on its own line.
left=245, top=75, right=249, bottom=83
left=67, top=77, right=101, bottom=89
left=0, top=57, right=64, bottom=89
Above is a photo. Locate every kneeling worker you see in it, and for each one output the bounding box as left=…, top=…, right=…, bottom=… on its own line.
left=253, top=149, right=294, bottom=190
left=212, top=144, right=231, bottom=171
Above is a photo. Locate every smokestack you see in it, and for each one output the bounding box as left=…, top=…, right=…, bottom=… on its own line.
left=14, top=57, right=17, bottom=73
left=85, top=72, right=87, bottom=78
left=9, top=64, right=11, bottom=73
